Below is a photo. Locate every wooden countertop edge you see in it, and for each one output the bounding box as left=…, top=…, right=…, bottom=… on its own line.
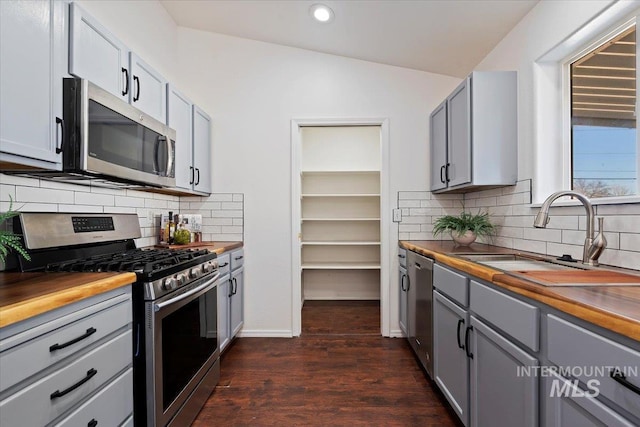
left=399, top=241, right=640, bottom=342
left=0, top=273, right=137, bottom=329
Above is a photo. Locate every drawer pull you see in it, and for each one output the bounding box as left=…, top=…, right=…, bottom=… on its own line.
left=610, top=369, right=640, bottom=396
left=398, top=254, right=406, bottom=259
left=50, top=368, right=97, bottom=400
left=49, top=327, right=97, bottom=352
left=88, top=419, right=98, bottom=427
left=456, top=319, right=465, bottom=349
left=220, top=262, right=229, bottom=268
left=234, top=255, right=244, bottom=261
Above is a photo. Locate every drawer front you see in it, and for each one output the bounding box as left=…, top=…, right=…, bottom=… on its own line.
left=547, top=314, right=640, bottom=419
left=1, top=296, right=132, bottom=392
left=398, top=248, right=407, bottom=268
left=434, top=264, right=469, bottom=307
left=54, top=368, right=133, bottom=427
left=470, top=280, right=539, bottom=351
left=0, top=330, right=132, bottom=427
left=230, top=249, right=244, bottom=271
left=217, top=253, right=231, bottom=277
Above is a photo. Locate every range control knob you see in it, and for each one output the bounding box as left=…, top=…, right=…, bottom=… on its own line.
left=176, top=273, right=187, bottom=286
left=203, top=262, right=214, bottom=273
left=162, top=277, right=177, bottom=291
left=190, top=268, right=201, bottom=279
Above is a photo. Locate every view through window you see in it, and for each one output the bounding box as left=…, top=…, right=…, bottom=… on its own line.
left=570, top=25, right=638, bottom=198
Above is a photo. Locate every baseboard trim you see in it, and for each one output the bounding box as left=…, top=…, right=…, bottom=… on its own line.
left=237, top=329, right=293, bottom=338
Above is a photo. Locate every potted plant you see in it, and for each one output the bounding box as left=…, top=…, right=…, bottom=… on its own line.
left=0, top=197, right=30, bottom=264
left=432, top=210, right=496, bottom=246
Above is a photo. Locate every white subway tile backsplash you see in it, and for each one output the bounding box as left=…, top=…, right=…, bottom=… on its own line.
left=397, top=178, right=639, bottom=270
left=75, top=192, right=115, bottom=206
left=58, top=204, right=103, bottom=213
left=115, top=196, right=145, bottom=208
left=144, top=198, right=168, bottom=209
left=221, top=202, right=243, bottom=210
left=16, top=186, right=74, bottom=204
left=209, top=194, right=234, bottom=202
left=232, top=194, right=244, bottom=202
left=0, top=184, right=16, bottom=200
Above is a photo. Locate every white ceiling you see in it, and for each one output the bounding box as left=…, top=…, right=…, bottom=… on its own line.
left=160, top=0, right=539, bottom=78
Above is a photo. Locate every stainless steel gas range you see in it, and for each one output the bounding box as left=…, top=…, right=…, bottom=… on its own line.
left=14, top=213, right=220, bottom=427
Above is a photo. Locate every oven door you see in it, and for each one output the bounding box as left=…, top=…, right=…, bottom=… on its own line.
left=146, top=271, right=219, bottom=427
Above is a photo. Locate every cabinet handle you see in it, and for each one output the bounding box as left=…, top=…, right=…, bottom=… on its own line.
left=456, top=319, right=465, bottom=349
left=195, top=168, right=200, bottom=185
left=235, top=255, right=244, bottom=261
left=50, top=368, right=97, bottom=400
left=88, top=419, right=98, bottom=427
left=610, top=369, right=640, bottom=395
left=49, top=327, right=97, bottom=352
left=415, top=262, right=422, bottom=269
left=400, top=274, right=406, bottom=291
left=133, top=75, right=140, bottom=102
left=122, top=67, right=129, bottom=96
left=445, top=163, right=451, bottom=182
left=55, top=117, right=64, bottom=154
left=220, top=262, right=229, bottom=268
left=398, top=254, right=406, bottom=259
left=464, top=326, right=473, bottom=359
left=228, top=278, right=234, bottom=297
left=440, top=165, right=445, bottom=184
left=189, top=166, right=194, bottom=185
left=405, top=274, right=410, bottom=291
left=233, top=277, right=238, bottom=295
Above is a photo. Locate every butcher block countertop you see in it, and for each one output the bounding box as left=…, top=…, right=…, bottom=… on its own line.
left=0, top=241, right=243, bottom=329
left=400, top=241, right=640, bottom=342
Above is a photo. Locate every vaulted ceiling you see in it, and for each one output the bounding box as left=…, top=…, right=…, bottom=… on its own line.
left=160, top=0, right=539, bottom=78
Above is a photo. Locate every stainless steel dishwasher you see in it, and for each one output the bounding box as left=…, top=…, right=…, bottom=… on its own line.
left=407, top=251, right=434, bottom=378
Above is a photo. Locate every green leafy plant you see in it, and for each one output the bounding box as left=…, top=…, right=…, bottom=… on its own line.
left=0, top=197, right=30, bottom=264
left=432, top=210, right=496, bottom=238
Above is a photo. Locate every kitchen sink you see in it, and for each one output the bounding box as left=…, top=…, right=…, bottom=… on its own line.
left=457, top=253, right=581, bottom=271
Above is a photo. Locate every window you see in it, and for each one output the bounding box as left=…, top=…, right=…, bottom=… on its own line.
left=570, top=25, right=638, bottom=198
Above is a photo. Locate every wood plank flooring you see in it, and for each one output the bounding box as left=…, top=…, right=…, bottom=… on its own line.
left=193, top=301, right=459, bottom=426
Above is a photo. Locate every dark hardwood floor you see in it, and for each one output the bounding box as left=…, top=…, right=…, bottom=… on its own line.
left=193, top=301, right=459, bottom=426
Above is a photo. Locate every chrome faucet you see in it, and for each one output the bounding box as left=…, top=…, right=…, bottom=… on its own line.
left=533, top=191, right=607, bottom=266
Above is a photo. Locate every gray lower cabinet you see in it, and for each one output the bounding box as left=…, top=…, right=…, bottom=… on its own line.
left=399, top=264, right=408, bottom=336
left=544, top=371, right=637, bottom=427
left=0, top=287, right=133, bottom=427
left=469, top=315, right=539, bottom=427
left=434, top=290, right=469, bottom=425
left=219, top=249, right=245, bottom=353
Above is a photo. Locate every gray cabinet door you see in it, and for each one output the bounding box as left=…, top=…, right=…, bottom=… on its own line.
left=544, top=372, right=637, bottom=427
left=469, top=315, right=538, bottom=427
left=447, top=78, right=471, bottom=188
left=192, top=105, right=212, bottom=194
left=69, top=2, right=128, bottom=102
left=167, top=85, right=194, bottom=191
left=0, top=0, right=64, bottom=167
left=217, top=275, right=230, bottom=353
left=399, top=265, right=408, bottom=336
left=434, top=291, right=469, bottom=426
left=130, top=52, right=167, bottom=123
left=230, top=267, right=244, bottom=338
left=430, top=101, right=448, bottom=191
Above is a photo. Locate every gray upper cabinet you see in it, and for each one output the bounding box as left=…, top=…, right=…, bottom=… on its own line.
left=69, top=2, right=128, bottom=102
left=430, top=71, right=517, bottom=193
left=69, top=3, right=167, bottom=123
left=0, top=0, right=66, bottom=169
left=430, top=101, right=447, bottom=192
left=167, top=85, right=194, bottom=190
left=130, top=53, right=167, bottom=123
left=193, top=105, right=212, bottom=195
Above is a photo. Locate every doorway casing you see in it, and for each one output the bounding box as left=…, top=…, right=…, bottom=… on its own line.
left=290, top=118, right=391, bottom=336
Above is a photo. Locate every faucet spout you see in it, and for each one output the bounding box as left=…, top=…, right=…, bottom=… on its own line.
left=533, top=191, right=600, bottom=265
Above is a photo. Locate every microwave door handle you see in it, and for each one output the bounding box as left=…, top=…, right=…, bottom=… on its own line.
left=165, top=136, right=174, bottom=177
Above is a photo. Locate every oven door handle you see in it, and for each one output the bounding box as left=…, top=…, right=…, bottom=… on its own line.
left=154, top=272, right=220, bottom=312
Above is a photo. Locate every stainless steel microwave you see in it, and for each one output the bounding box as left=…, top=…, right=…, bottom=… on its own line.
left=60, top=78, right=176, bottom=188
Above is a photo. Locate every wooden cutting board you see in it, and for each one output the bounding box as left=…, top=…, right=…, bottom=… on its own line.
left=516, top=270, right=640, bottom=285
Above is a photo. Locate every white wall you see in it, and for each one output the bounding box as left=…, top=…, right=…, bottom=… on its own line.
left=176, top=29, right=459, bottom=335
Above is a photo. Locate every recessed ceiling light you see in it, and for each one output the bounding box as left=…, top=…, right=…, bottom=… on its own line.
left=310, top=4, right=334, bottom=23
